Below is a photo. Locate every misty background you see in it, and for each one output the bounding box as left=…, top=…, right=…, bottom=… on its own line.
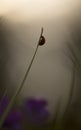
left=0, top=0, right=81, bottom=127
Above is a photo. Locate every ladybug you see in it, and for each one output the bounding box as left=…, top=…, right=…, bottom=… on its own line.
left=39, top=35, right=45, bottom=46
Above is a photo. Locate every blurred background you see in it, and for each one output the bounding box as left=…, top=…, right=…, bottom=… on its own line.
left=0, top=0, right=81, bottom=129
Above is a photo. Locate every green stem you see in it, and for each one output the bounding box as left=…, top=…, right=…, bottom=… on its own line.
left=0, top=27, right=43, bottom=128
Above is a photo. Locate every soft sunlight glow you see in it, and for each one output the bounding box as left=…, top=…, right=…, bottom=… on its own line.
left=0, top=0, right=79, bottom=21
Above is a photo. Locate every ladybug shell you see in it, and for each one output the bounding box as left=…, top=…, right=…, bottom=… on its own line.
left=39, top=36, right=45, bottom=46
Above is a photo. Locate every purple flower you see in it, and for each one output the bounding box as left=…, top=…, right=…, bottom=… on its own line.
left=0, top=96, right=22, bottom=130
left=0, top=96, right=10, bottom=115
left=23, top=98, right=49, bottom=125
left=4, top=109, right=22, bottom=130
